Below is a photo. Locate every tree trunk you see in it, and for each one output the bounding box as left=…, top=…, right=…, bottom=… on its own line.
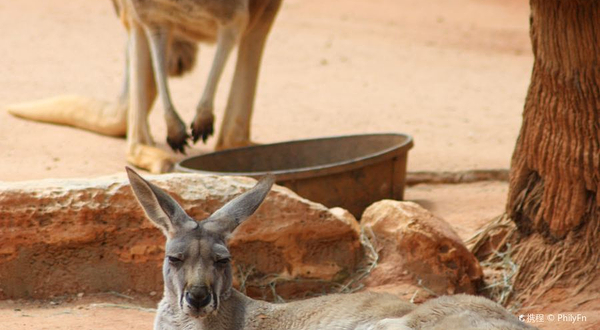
left=468, top=0, right=600, bottom=306
left=501, top=0, right=600, bottom=303
left=508, top=0, right=599, bottom=238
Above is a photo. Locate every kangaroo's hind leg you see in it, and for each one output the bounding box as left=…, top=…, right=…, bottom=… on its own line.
left=216, top=1, right=281, bottom=150
left=126, top=21, right=173, bottom=173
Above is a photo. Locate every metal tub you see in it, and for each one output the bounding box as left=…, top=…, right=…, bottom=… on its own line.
left=176, top=133, right=413, bottom=218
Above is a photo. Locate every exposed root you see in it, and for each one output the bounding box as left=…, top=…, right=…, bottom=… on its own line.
left=510, top=213, right=599, bottom=306
left=469, top=210, right=600, bottom=309
left=467, top=214, right=517, bottom=261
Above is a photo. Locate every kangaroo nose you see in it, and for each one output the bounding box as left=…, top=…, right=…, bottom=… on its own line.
left=185, top=286, right=211, bottom=309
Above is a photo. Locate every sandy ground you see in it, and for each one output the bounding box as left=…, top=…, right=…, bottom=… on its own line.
left=0, top=294, right=156, bottom=330
left=0, top=0, right=532, bottom=181
left=1, top=288, right=597, bottom=330
left=3, top=0, right=597, bottom=329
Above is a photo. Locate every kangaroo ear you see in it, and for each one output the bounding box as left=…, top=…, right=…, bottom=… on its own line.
left=126, top=167, right=197, bottom=236
left=202, top=175, right=275, bottom=235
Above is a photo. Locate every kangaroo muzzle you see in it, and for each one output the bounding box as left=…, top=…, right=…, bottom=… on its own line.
left=185, top=285, right=212, bottom=310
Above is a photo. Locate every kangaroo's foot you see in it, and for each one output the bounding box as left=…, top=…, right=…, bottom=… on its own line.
left=127, top=143, right=174, bottom=174
left=215, top=138, right=258, bottom=151
left=215, top=119, right=255, bottom=150
left=191, top=111, right=214, bottom=143
left=166, top=115, right=190, bottom=153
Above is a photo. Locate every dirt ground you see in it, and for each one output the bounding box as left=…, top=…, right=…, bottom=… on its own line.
left=1, top=0, right=598, bottom=329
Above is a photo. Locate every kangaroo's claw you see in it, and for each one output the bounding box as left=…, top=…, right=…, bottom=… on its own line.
left=191, top=112, right=214, bottom=144
left=167, top=132, right=190, bottom=154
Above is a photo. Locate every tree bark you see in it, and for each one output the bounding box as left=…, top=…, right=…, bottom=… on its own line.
left=508, top=0, right=600, bottom=239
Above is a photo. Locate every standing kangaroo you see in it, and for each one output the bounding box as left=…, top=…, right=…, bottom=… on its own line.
left=7, top=0, right=282, bottom=173
left=126, top=168, right=535, bottom=330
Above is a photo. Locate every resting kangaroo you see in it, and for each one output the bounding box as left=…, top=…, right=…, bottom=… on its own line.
left=7, top=0, right=282, bottom=173
left=126, top=168, right=535, bottom=330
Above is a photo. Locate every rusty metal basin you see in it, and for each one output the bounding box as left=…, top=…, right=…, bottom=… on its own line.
left=176, top=133, right=413, bottom=218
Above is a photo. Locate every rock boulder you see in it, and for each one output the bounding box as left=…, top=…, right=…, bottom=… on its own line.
left=361, top=200, right=483, bottom=296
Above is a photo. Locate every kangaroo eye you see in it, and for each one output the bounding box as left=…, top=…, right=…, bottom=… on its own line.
left=215, top=258, right=230, bottom=266
left=167, top=256, right=183, bottom=264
